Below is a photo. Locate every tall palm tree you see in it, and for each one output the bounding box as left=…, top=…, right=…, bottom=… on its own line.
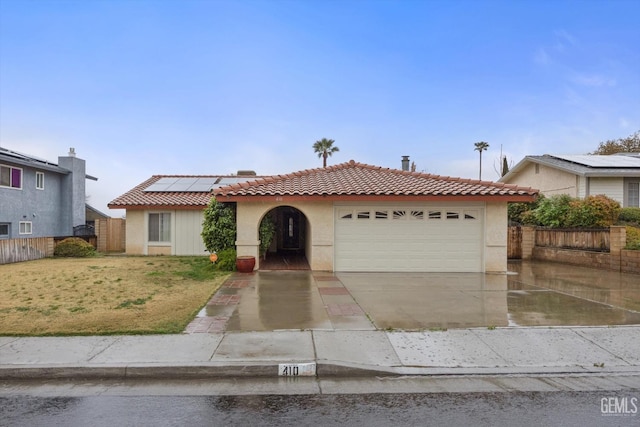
left=313, top=138, right=339, bottom=168
left=474, top=141, right=490, bottom=180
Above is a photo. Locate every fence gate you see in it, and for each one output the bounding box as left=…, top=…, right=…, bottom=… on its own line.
left=507, top=226, right=522, bottom=259
left=96, top=218, right=126, bottom=252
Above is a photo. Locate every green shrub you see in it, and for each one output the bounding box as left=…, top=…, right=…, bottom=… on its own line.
left=619, top=207, right=640, bottom=226
left=259, top=214, right=276, bottom=259
left=54, top=237, right=96, bottom=257
left=215, top=248, right=237, bottom=271
left=625, top=226, right=640, bottom=250
left=531, top=194, right=573, bottom=227
left=508, top=194, right=544, bottom=225
left=566, top=195, right=620, bottom=228
left=526, top=194, right=621, bottom=228
left=201, top=198, right=237, bottom=253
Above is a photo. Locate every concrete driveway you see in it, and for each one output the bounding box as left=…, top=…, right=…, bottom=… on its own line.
left=185, top=261, right=640, bottom=333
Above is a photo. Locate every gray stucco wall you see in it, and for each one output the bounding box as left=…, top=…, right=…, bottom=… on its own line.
left=0, top=163, right=69, bottom=238
left=58, top=154, right=87, bottom=233
left=1, top=151, right=87, bottom=239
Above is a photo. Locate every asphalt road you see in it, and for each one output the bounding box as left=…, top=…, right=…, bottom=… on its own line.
left=1, top=380, right=638, bottom=427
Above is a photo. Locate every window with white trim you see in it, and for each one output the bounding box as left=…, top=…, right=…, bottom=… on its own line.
left=628, top=181, right=639, bottom=208
left=148, top=213, right=171, bottom=242
left=0, top=223, right=9, bottom=239
left=0, top=165, right=22, bottom=189
left=19, top=221, right=32, bottom=235
left=36, top=172, right=44, bottom=190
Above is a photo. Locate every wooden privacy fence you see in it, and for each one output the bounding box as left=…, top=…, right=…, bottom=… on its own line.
left=535, top=228, right=610, bottom=252
left=507, top=226, right=522, bottom=259
left=96, top=218, right=125, bottom=252
left=0, top=237, right=54, bottom=264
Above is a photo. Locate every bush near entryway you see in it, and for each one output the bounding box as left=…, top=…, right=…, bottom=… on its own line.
left=54, top=237, right=96, bottom=257
left=201, top=198, right=239, bottom=271
left=215, top=248, right=237, bottom=271
left=201, top=198, right=236, bottom=253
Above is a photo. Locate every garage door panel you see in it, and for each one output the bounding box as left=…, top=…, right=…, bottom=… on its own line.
left=335, top=205, right=484, bottom=272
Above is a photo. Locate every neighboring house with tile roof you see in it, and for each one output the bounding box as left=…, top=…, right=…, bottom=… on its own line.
left=500, top=154, right=640, bottom=208
left=109, top=160, right=537, bottom=273
left=0, top=147, right=96, bottom=239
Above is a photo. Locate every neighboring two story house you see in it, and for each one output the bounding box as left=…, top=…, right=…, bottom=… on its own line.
left=0, top=147, right=97, bottom=239
left=500, top=153, right=640, bottom=208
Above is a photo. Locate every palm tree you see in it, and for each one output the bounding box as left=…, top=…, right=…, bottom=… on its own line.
left=313, top=138, right=339, bottom=168
left=474, top=141, right=490, bottom=180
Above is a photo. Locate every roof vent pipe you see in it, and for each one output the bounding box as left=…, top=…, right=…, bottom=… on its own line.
left=401, top=155, right=410, bottom=171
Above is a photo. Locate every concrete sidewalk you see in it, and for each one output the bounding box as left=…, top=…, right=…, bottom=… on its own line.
left=1, top=326, right=640, bottom=380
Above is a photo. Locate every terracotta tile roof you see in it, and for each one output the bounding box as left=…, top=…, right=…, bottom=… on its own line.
left=110, top=162, right=539, bottom=209
left=108, top=175, right=219, bottom=209
left=214, top=161, right=538, bottom=201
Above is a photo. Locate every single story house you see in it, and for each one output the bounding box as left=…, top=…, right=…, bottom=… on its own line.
left=500, top=153, right=640, bottom=208
left=109, top=160, right=537, bottom=273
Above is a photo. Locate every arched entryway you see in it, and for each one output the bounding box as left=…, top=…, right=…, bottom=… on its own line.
left=259, top=206, right=310, bottom=270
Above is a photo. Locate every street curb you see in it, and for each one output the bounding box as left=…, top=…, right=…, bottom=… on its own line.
left=3, top=363, right=640, bottom=380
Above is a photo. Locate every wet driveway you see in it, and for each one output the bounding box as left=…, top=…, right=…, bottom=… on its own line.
left=185, top=261, right=640, bottom=333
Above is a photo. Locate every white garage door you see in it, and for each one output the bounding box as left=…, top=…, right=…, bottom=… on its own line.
left=334, top=204, right=484, bottom=272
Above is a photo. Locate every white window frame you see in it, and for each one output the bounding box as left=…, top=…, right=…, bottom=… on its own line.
left=19, top=221, right=32, bottom=235
left=627, top=181, right=639, bottom=208
left=0, top=164, right=23, bottom=189
left=148, top=212, right=171, bottom=243
left=36, top=171, right=45, bottom=190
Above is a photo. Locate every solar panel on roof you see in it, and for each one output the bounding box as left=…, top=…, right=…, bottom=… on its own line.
left=144, top=177, right=223, bottom=192
left=554, top=155, right=640, bottom=168
left=144, top=178, right=179, bottom=191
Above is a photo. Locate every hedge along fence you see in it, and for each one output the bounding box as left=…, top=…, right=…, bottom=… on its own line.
left=0, top=237, right=54, bottom=264
left=534, top=228, right=611, bottom=252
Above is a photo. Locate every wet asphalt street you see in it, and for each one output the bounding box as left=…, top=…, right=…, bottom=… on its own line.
left=2, top=391, right=638, bottom=427
left=2, top=376, right=639, bottom=427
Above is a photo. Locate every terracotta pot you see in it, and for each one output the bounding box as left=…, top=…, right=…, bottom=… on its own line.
left=236, top=256, right=256, bottom=273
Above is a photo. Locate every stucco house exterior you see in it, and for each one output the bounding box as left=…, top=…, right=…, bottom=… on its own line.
left=109, top=160, right=537, bottom=273
left=500, top=154, right=640, bottom=208
left=0, top=147, right=96, bottom=239
left=108, top=173, right=260, bottom=256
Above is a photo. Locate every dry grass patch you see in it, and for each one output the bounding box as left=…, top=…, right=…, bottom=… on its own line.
left=0, top=256, right=229, bottom=336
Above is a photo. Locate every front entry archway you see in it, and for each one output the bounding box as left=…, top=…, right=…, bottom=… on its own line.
left=260, top=206, right=310, bottom=270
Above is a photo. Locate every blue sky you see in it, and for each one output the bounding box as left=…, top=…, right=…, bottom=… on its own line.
left=1, top=0, right=639, bottom=214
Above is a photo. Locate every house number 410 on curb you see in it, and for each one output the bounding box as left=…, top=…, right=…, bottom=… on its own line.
left=278, top=362, right=316, bottom=377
